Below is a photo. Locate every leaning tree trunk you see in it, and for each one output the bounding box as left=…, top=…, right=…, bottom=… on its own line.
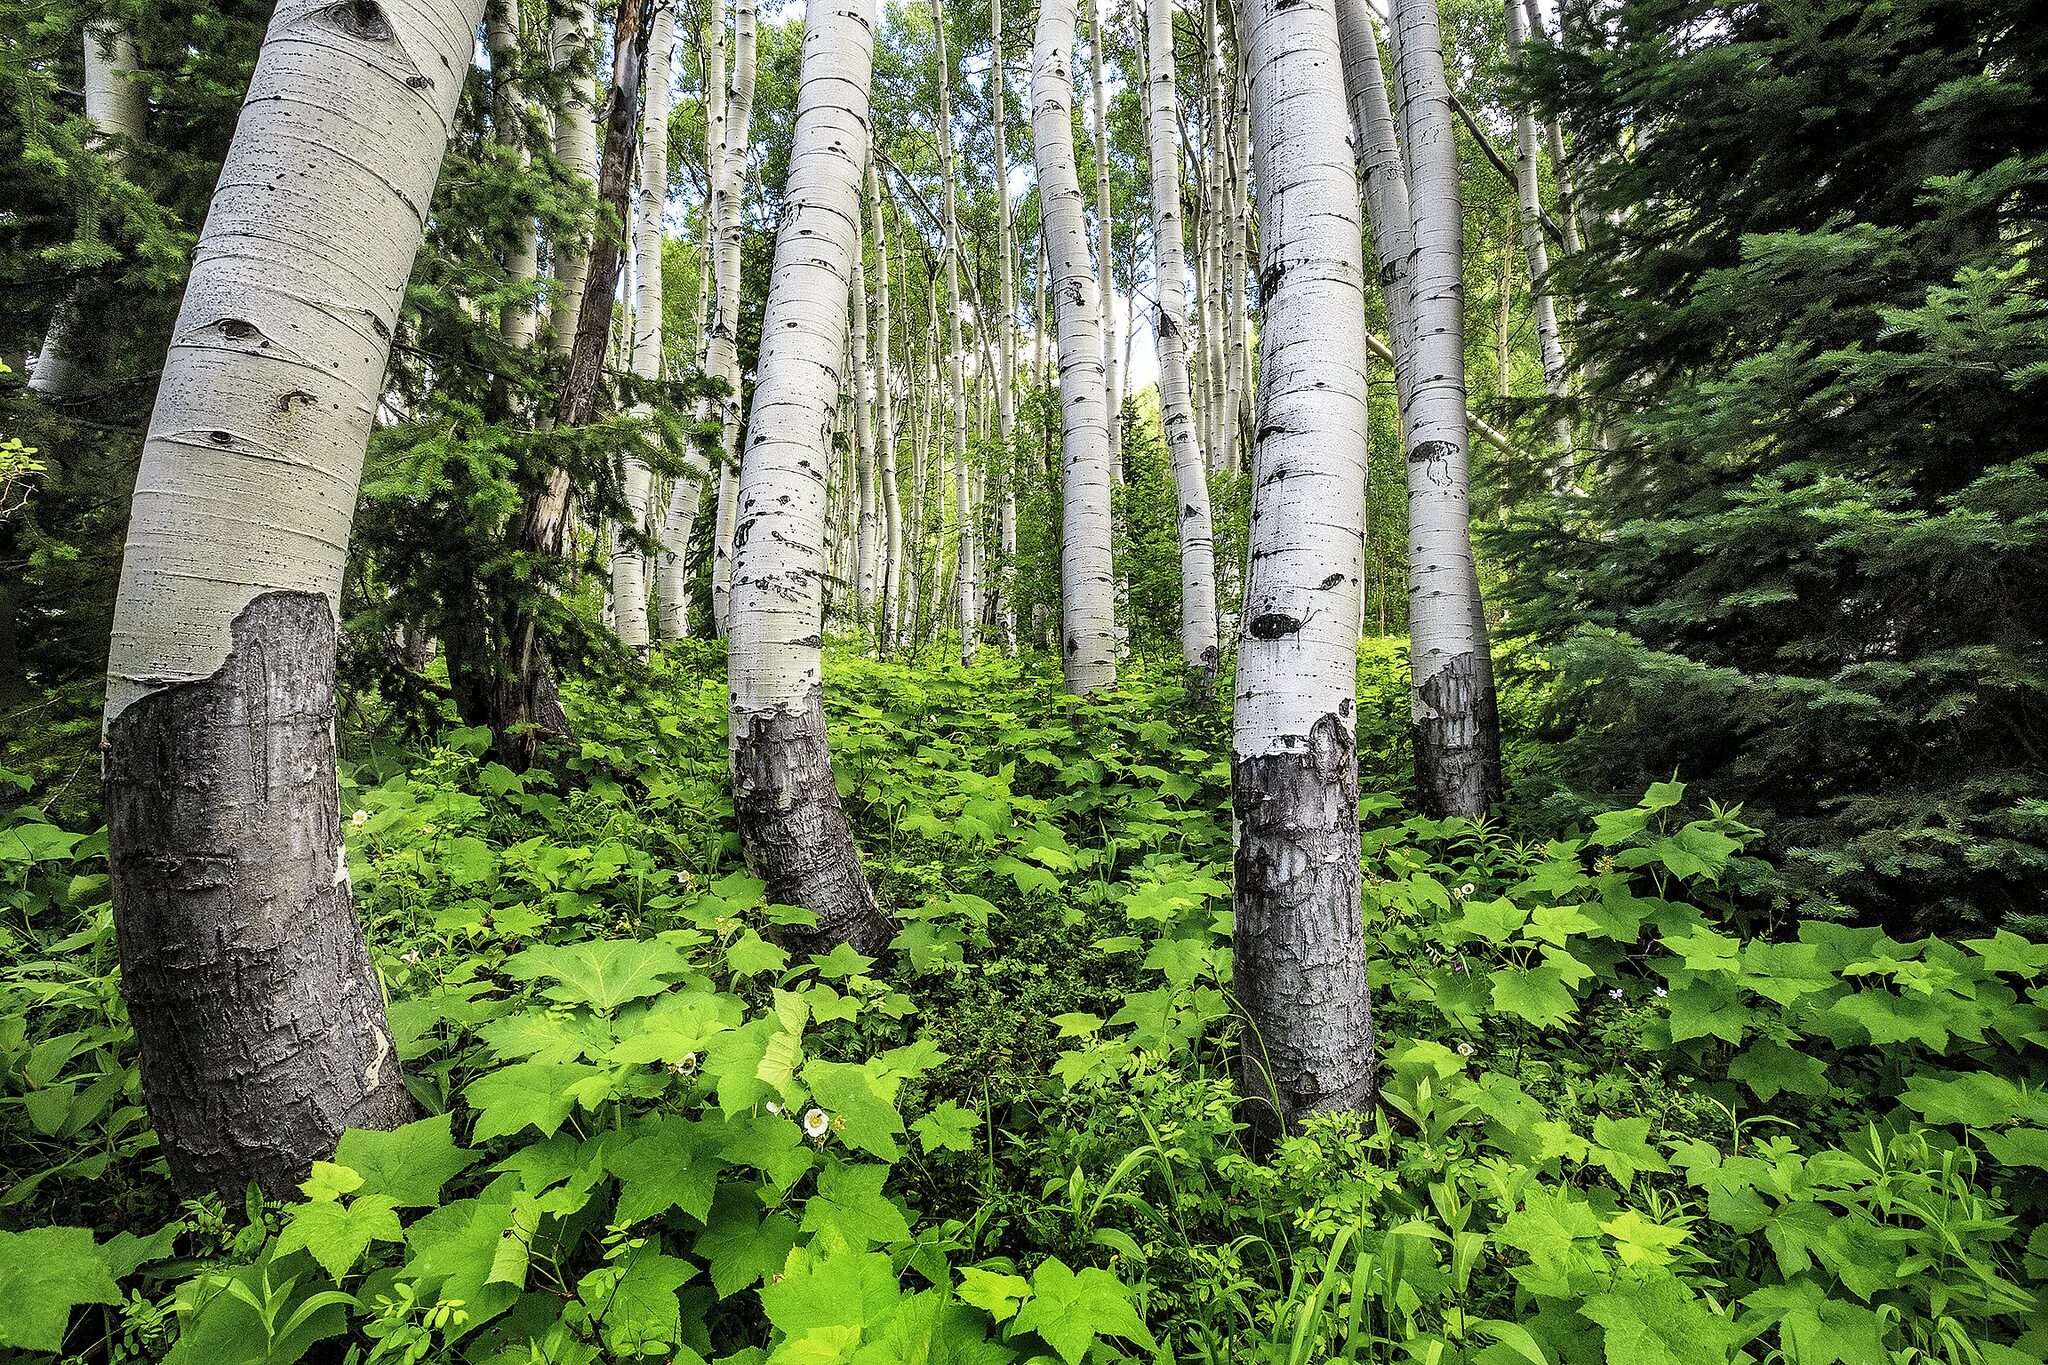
left=1392, top=0, right=1502, bottom=817
left=1233, top=0, right=1378, bottom=1134
left=614, top=0, right=675, bottom=658
left=728, top=0, right=892, bottom=958
left=31, top=19, right=147, bottom=399
left=1033, top=0, right=1117, bottom=693
left=1145, top=0, right=1220, bottom=686
left=102, top=0, right=484, bottom=1198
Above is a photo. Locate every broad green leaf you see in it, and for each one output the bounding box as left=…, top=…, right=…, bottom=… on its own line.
left=466, top=1061, right=600, bottom=1141
left=577, top=1244, right=696, bottom=1356
left=607, top=1116, right=728, bottom=1224
left=1599, top=1209, right=1689, bottom=1267
left=445, top=835, right=496, bottom=885
left=1580, top=1271, right=1748, bottom=1365
left=1496, top=1186, right=1607, bottom=1298
left=275, top=1194, right=403, bottom=1280
left=803, top=1059, right=905, bottom=1160
left=913, top=1100, right=979, bottom=1154
left=1725, top=1042, right=1829, bottom=1102
left=506, top=939, right=690, bottom=1014
left=957, top=1267, right=1031, bottom=1323
left=0, top=1226, right=122, bottom=1352
left=760, top=1248, right=902, bottom=1338
left=800, top=1161, right=912, bottom=1250
left=696, top=1186, right=799, bottom=1296
left=849, top=1289, right=1014, bottom=1365
left=1589, top=1116, right=1670, bottom=1185
left=1011, top=1257, right=1155, bottom=1365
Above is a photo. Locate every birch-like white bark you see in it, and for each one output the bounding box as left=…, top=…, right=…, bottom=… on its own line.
left=1233, top=0, right=1378, bottom=1134
left=30, top=20, right=147, bottom=397
left=1392, top=0, right=1501, bottom=815
left=710, top=2, right=758, bottom=637
left=1086, top=0, right=1122, bottom=469
left=852, top=241, right=879, bottom=617
left=728, top=0, right=889, bottom=953
left=932, top=0, right=977, bottom=662
left=547, top=0, right=598, bottom=352
left=1503, top=0, right=1572, bottom=455
left=1034, top=0, right=1117, bottom=693
left=488, top=0, right=541, bottom=353
left=103, top=0, right=483, bottom=1193
left=1146, top=0, right=1219, bottom=681
left=870, top=162, right=904, bottom=649
left=992, top=0, right=1019, bottom=650
left=1336, top=0, right=1412, bottom=410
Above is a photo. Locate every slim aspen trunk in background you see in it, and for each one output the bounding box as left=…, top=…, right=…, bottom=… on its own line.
left=489, top=0, right=541, bottom=355
left=729, top=0, right=890, bottom=955
left=1086, top=0, right=1122, bottom=469
left=852, top=246, right=880, bottom=620
left=870, top=164, right=904, bottom=651
left=1034, top=0, right=1118, bottom=693
left=1145, top=0, right=1220, bottom=685
left=548, top=0, right=599, bottom=349
left=658, top=0, right=728, bottom=640
left=711, top=1, right=760, bottom=638
left=992, top=0, right=1020, bottom=651
left=931, top=0, right=977, bottom=664
left=1234, top=0, right=1378, bottom=1135
left=1336, top=0, right=1412, bottom=408
left=1033, top=235, right=1048, bottom=396
left=1495, top=211, right=1514, bottom=400
left=1392, top=0, right=1503, bottom=816
left=103, top=0, right=484, bottom=1197
left=614, top=0, right=675, bottom=658
left=30, top=19, right=147, bottom=398
left=1518, top=0, right=1582, bottom=254
left=1225, top=61, right=1252, bottom=470
left=1502, top=0, right=1573, bottom=457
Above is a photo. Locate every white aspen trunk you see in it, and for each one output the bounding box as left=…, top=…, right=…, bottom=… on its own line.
left=992, top=0, right=1020, bottom=651
left=1234, top=0, right=1378, bottom=1135
left=1503, top=0, right=1573, bottom=455
left=1336, top=0, right=1413, bottom=411
left=548, top=0, right=598, bottom=352
left=1034, top=0, right=1117, bottom=693
left=870, top=163, right=904, bottom=651
left=1223, top=59, right=1251, bottom=473
left=1518, top=0, right=1582, bottom=254
left=728, top=0, right=888, bottom=955
left=489, top=0, right=541, bottom=354
left=1392, top=0, right=1502, bottom=816
left=31, top=19, right=147, bottom=398
left=1033, top=234, right=1048, bottom=393
left=103, top=0, right=483, bottom=1197
left=852, top=244, right=879, bottom=621
left=658, top=0, right=728, bottom=640
left=614, top=0, right=674, bottom=657
left=932, top=0, right=977, bottom=663
left=1086, top=0, right=1122, bottom=469
left=709, top=1, right=758, bottom=638
left=1145, top=0, right=1220, bottom=683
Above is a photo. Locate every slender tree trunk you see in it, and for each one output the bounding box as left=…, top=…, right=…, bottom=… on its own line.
left=490, top=0, right=541, bottom=356
left=31, top=19, right=147, bottom=398
left=1034, top=0, right=1117, bottom=693
left=103, top=0, right=485, bottom=1197
left=548, top=0, right=599, bottom=350
left=1503, top=0, right=1573, bottom=457
left=1392, top=0, right=1502, bottom=816
left=615, top=0, right=675, bottom=658
left=931, top=0, right=977, bottom=663
left=731, top=0, right=891, bottom=956
left=1086, top=0, right=1122, bottom=469
left=711, top=2, right=760, bottom=638
left=1146, top=0, right=1219, bottom=686
left=1234, top=0, right=1378, bottom=1136
left=871, top=163, right=904, bottom=651
left=992, top=0, right=1020, bottom=651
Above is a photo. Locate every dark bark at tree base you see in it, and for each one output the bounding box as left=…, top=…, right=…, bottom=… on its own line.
left=732, top=685, right=893, bottom=959
left=105, top=592, right=411, bottom=1199
left=1413, top=648, right=1504, bottom=818
left=1232, top=711, right=1379, bottom=1141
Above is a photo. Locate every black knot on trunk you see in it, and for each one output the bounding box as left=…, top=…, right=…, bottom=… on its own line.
left=1248, top=611, right=1303, bottom=641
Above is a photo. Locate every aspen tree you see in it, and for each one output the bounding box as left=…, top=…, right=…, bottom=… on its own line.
left=870, top=162, right=905, bottom=650
left=103, top=0, right=486, bottom=1197
left=728, top=0, right=889, bottom=954
left=657, top=0, right=728, bottom=640
left=991, top=0, right=1020, bottom=650
left=614, top=0, right=676, bottom=657
left=1086, top=0, right=1122, bottom=469
left=488, top=0, right=541, bottom=354
left=852, top=245, right=880, bottom=619
left=1234, top=0, right=1378, bottom=1133
left=31, top=19, right=147, bottom=398
left=931, top=0, right=977, bottom=662
left=711, top=2, right=760, bottom=637
left=1145, top=0, right=1220, bottom=684
left=548, top=0, right=599, bottom=348
left=1392, top=0, right=1502, bottom=816
left=1502, top=0, right=1572, bottom=456
left=1034, top=0, right=1118, bottom=693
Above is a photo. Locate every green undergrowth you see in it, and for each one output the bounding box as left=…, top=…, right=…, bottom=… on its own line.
left=1, top=643, right=2043, bottom=1363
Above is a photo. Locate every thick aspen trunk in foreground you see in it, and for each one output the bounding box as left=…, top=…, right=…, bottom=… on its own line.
left=728, top=0, right=891, bottom=958
left=31, top=19, right=146, bottom=399
left=103, top=0, right=484, bottom=1197
left=1392, top=0, right=1503, bottom=818
left=1145, top=0, right=1220, bottom=685
left=1233, top=0, right=1378, bottom=1134
left=1033, top=0, right=1118, bottom=694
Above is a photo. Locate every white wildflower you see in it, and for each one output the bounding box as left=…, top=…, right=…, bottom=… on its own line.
left=1654, top=986, right=1668, bottom=998
left=1607, top=988, right=1624, bottom=1001
left=672, top=1052, right=699, bottom=1077
left=765, top=1102, right=781, bottom=1115
left=1457, top=883, right=1477, bottom=899
left=351, top=809, right=369, bottom=829
left=400, top=950, right=422, bottom=965
left=1455, top=1041, right=1476, bottom=1058
left=803, top=1108, right=830, bottom=1139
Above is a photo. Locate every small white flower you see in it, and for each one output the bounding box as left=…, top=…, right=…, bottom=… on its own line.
left=1607, top=988, right=1624, bottom=1001
left=351, top=809, right=369, bottom=829
left=400, top=950, right=422, bottom=965
left=422, top=823, right=437, bottom=835
left=1455, top=1041, right=1476, bottom=1058
left=803, top=1108, right=830, bottom=1139
left=1654, top=986, right=1668, bottom=998
left=1457, top=883, right=1477, bottom=899
left=672, top=1052, right=700, bottom=1076
left=765, top=1102, right=781, bottom=1115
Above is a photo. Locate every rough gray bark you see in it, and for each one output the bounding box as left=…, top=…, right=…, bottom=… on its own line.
left=108, top=595, right=412, bottom=1197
